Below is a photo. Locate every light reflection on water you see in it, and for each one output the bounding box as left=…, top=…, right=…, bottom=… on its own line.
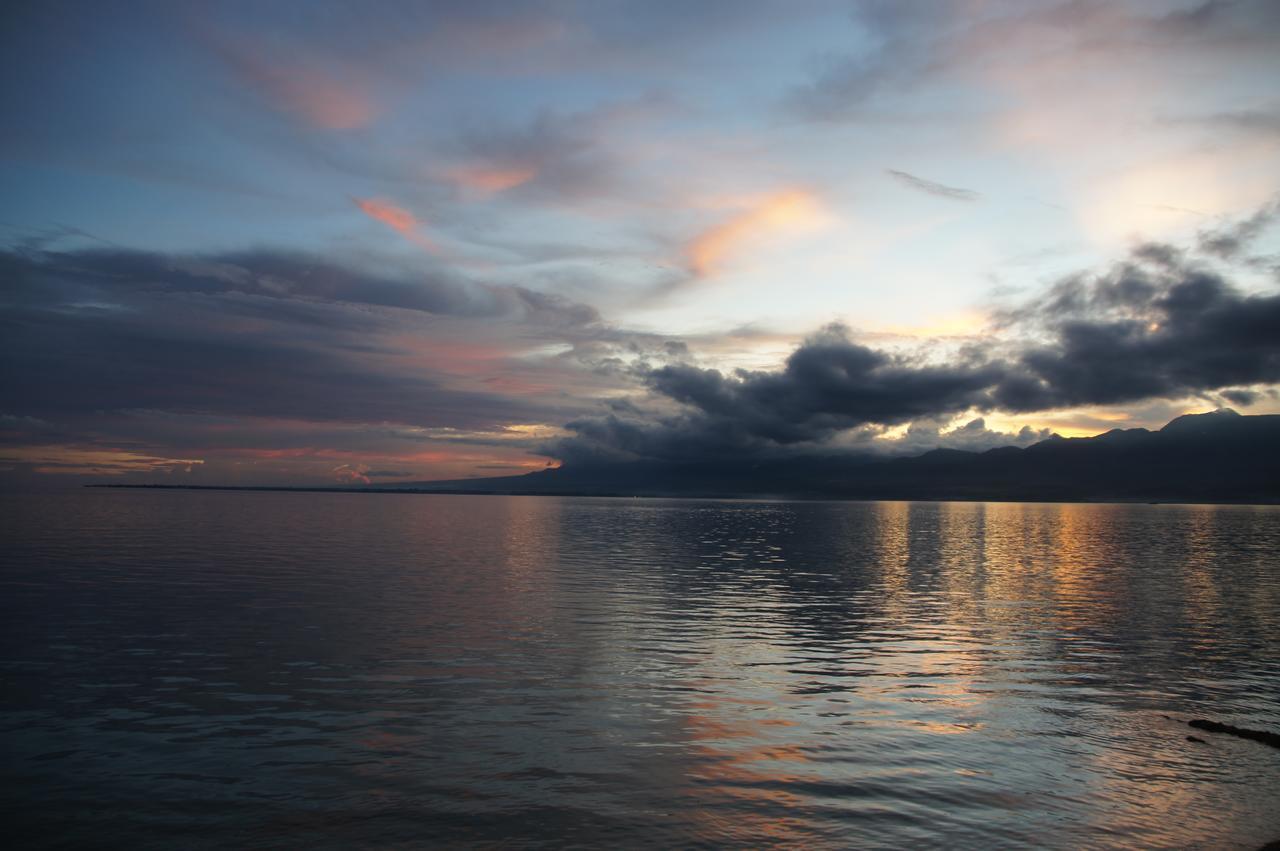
left=2, top=492, right=1279, bottom=849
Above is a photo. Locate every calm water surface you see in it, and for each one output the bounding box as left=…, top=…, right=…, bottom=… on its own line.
left=2, top=492, right=1279, bottom=849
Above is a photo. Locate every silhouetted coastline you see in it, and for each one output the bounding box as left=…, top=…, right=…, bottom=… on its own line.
left=90, top=411, right=1280, bottom=504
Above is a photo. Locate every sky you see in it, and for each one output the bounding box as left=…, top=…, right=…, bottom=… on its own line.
left=1, top=0, right=1279, bottom=486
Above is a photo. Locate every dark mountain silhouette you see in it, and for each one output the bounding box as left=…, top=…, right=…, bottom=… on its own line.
left=395, top=410, right=1280, bottom=502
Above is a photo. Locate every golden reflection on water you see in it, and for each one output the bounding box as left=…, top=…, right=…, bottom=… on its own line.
left=864, top=500, right=911, bottom=618
left=678, top=680, right=821, bottom=845
left=634, top=500, right=1280, bottom=848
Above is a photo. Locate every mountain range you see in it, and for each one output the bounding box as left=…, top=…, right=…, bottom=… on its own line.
left=394, top=410, right=1280, bottom=503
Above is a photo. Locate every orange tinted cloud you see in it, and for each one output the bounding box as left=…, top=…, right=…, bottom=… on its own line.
left=446, top=165, right=538, bottom=197
left=353, top=197, right=441, bottom=253
left=3, top=445, right=204, bottom=476
left=687, top=189, right=827, bottom=276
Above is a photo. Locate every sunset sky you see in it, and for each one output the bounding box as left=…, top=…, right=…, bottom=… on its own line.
left=2, top=0, right=1278, bottom=485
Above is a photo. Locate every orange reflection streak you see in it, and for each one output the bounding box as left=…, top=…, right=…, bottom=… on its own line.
left=869, top=500, right=911, bottom=590
left=679, top=694, right=815, bottom=844
left=687, top=189, right=826, bottom=277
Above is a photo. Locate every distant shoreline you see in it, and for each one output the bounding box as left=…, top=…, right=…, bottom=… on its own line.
left=84, top=483, right=1279, bottom=506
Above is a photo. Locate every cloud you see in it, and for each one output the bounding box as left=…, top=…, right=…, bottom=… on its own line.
left=353, top=197, right=442, bottom=253
left=210, top=34, right=377, bottom=130
left=0, top=240, right=667, bottom=483
left=887, top=169, right=980, bottom=201
left=444, top=165, right=539, bottom=198
left=0, top=445, right=204, bottom=476
left=440, top=98, right=662, bottom=206
left=449, top=110, right=599, bottom=201
left=332, top=463, right=371, bottom=485
left=553, top=227, right=1280, bottom=465
left=785, top=0, right=1280, bottom=123
left=686, top=189, right=827, bottom=277
left=872, top=417, right=1054, bottom=455
left=2, top=244, right=603, bottom=324
left=990, top=259, right=1280, bottom=412
left=1213, top=106, right=1280, bottom=137
left=1166, top=105, right=1280, bottom=140
left=0, top=245, right=610, bottom=433
left=782, top=3, right=946, bottom=121
left=1221, top=388, right=1260, bottom=406
left=1196, top=195, right=1279, bottom=259
left=597, top=323, right=1003, bottom=459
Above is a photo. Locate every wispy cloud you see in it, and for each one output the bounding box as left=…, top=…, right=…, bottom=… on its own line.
left=441, top=95, right=675, bottom=207
left=887, top=169, right=979, bottom=202
left=332, top=463, right=371, bottom=485
left=0, top=445, right=204, bottom=476
left=1197, top=195, right=1280, bottom=259
left=686, top=189, right=827, bottom=277
left=353, top=197, right=441, bottom=253
left=443, top=165, right=539, bottom=198
left=211, top=36, right=377, bottom=130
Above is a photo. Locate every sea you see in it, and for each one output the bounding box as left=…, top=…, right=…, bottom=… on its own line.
left=2, top=490, right=1279, bottom=849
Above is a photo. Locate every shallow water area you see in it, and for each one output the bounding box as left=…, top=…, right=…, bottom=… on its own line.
left=2, top=491, right=1279, bottom=849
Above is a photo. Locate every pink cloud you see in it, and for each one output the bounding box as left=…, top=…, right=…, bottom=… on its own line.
left=353, top=197, right=441, bottom=253
left=332, top=463, right=371, bottom=485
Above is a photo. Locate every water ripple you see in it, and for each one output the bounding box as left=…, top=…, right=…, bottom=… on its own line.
left=2, top=493, right=1279, bottom=849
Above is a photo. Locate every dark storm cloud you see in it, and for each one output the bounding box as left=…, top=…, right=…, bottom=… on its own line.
left=1221, top=388, right=1260, bottom=406
left=887, top=170, right=979, bottom=201
left=553, top=238, right=1280, bottom=464
left=550, top=325, right=1005, bottom=464
left=646, top=327, right=999, bottom=444
left=2, top=302, right=515, bottom=427
left=990, top=262, right=1280, bottom=411
left=886, top=417, right=1053, bottom=455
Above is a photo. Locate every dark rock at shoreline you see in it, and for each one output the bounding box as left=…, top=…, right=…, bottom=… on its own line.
left=1188, top=719, right=1280, bottom=749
